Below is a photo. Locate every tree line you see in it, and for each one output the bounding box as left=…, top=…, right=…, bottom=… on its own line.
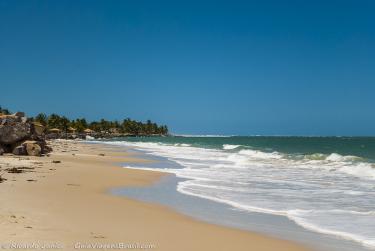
left=37, top=113, right=168, bottom=135
left=0, top=106, right=169, bottom=135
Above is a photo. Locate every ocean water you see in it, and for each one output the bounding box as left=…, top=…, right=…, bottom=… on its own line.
left=98, top=136, right=375, bottom=249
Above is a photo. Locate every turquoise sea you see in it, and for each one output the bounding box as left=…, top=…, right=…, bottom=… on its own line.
left=98, top=136, right=375, bottom=249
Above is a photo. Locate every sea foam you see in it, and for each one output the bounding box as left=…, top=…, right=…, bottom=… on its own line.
left=223, top=144, right=241, bottom=150
left=98, top=139, right=375, bottom=249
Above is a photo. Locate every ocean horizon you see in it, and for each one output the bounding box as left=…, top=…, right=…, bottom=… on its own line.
left=173, top=134, right=375, bottom=138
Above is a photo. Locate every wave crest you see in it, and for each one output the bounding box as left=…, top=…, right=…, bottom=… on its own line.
left=223, top=144, right=241, bottom=150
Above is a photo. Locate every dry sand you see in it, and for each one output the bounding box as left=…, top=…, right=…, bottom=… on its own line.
left=0, top=140, right=313, bottom=251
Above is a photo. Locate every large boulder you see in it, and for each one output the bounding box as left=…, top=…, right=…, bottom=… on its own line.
left=0, top=111, right=52, bottom=156
left=0, top=114, right=31, bottom=144
left=22, top=141, right=41, bottom=156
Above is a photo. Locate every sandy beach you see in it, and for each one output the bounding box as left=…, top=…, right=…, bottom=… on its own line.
left=0, top=140, right=312, bottom=251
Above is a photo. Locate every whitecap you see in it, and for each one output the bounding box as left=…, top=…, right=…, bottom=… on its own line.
left=223, top=144, right=241, bottom=150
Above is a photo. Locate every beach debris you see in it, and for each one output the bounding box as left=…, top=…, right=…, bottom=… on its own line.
left=98, top=153, right=105, bottom=156
left=17, top=166, right=35, bottom=170
left=6, top=167, right=24, bottom=173
left=93, top=235, right=106, bottom=239
left=67, top=183, right=80, bottom=186
left=52, top=160, right=61, bottom=164
left=18, top=157, right=30, bottom=161
left=90, top=232, right=106, bottom=239
left=0, top=173, right=6, bottom=183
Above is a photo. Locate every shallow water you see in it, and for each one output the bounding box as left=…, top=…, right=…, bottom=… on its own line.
left=112, top=173, right=370, bottom=251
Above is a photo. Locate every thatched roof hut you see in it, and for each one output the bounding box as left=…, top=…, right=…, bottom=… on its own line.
left=48, top=128, right=61, bottom=133
left=83, top=128, right=94, bottom=134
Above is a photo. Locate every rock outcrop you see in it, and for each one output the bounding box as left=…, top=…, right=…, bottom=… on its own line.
left=0, top=114, right=31, bottom=144
left=22, top=141, right=42, bottom=156
left=0, top=112, right=52, bottom=156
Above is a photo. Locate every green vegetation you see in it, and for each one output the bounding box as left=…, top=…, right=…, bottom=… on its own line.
left=0, top=106, right=10, bottom=115
left=37, top=113, right=169, bottom=135
left=1, top=105, right=169, bottom=136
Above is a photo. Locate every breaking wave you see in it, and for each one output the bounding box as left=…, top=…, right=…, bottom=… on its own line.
left=98, top=139, right=375, bottom=249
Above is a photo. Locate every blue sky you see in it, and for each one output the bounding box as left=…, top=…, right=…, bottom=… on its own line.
left=1, top=0, right=374, bottom=135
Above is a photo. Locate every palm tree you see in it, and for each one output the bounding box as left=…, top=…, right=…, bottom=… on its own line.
left=60, top=116, right=70, bottom=133
left=1, top=105, right=170, bottom=136
left=47, top=114, right=62, bottom=129
left=35, top=113, right=48, bottom=126
left=0, top=106, right=10, bottom=115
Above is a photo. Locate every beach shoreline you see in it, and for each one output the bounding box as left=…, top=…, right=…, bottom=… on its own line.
left=0, top=140, right=312, bottom=251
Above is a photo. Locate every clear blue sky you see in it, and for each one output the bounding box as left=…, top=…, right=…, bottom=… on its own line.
left=1, top=0, right=374, bottom=136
